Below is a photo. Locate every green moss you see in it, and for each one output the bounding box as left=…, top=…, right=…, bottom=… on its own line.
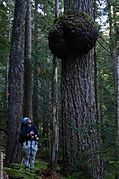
left=54, top=12, right=94, bottom=27
left=49, top=11, right=98, bottom=59
left=35, top=160, right=48, bottom=170
left=61, top=172, right=90, bottom=179
left=5, top=167, right=39, bottom=179
left=5, top=160, right=48, bottom=179
left=105, top=173, right=116, bottom=179
left=5, top=168, right=23, bottom=178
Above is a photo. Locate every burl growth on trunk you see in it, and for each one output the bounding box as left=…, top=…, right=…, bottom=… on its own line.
left=48, top=12, right=98, bottom=59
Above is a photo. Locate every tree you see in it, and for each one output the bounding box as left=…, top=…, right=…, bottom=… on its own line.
left=50, top=0, right=59, bottom=171
left=0, top=0, right=9, bottom=133
left=32, top=0, right=55, bottom=141
left=32, top=0, right=39, bottom=127
left=116, top=24, right=119, bottom=179
left=48, top=0, right=103, bottom=178
left=5, top=0, right=27, bottom=165
left=23, top=0, right=32, bottom=118
left=96, top=1, right=119, bottom=177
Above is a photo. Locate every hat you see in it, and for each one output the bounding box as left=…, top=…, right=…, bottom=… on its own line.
left=22, top=117, right=29, bottom=124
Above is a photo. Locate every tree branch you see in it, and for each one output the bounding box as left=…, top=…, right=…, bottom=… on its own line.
left=97, top=39, right=117, bottom=64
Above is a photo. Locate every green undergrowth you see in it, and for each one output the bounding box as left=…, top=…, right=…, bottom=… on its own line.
left=105, top=174, right=115, bottom=179
left=61, top=173, right=116, bottom=179
left=5, top=160, right=117, bottom=179
left=61, top=173, right=80, bottom=179
left=5, top=160, right=48, bottom=179
left=61, top=171, right=118, bottom=179
left=61, top=173, right=89, bottom=179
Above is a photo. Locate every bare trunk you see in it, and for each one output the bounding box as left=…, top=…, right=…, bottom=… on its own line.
left=50, top=0, right=59, bottom=170
left=32, top=0, right=39, bottom=127
left=117, top=45, right=119, bottom=145
left=23, top=0, right=32, bottom=118
left=61, top=0, right=103, bottom=178
left=5, top=0, right=27, bottom=166
left=113, top=5, right=119, bottom=179
left=116, top=25, right=119, bottom=179
left=50, top=56, right=59, bottom=170
left=62, top=54, right=103, bottom=178
left=55, top=0, right=59, bottom=17
left=107, top=0, right=113, bottom=47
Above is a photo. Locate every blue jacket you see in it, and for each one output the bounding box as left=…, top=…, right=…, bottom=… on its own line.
left=19, top=124, right=38, bottom=144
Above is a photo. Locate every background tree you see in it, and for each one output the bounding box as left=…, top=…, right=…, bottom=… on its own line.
left=50, top=0, right=60, bottom=171
left=32, top=0, right=42, bottom=129
left=5, top=0, right=27, bottom=165
left=0, top=0, right=10, bottom=146
left=23, top=0, right=32, bottom=118
left=116, top=24, right=119, bottom=179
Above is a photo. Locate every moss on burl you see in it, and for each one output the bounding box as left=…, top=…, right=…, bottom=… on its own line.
left=48, top=12, right=98, bottom=59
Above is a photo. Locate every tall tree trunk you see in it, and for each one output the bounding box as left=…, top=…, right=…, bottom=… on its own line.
left=50, top=0, right=59, bottom=171
left=109, top=2, right=119, bottom=178
left=62, top=0, right=103, bottom=178
left=116, top=25, right=119, bottom=179
left=93, top=0, right=99, bottom=122
left=23, top=0, right=32, bottom=118
left=50, top=56, right=59, bottom=170
left=107, top=0, right=113, bottom=47
left=32, top=0, right=39, bottom=127
left=5, top=0, right=27, bottom=166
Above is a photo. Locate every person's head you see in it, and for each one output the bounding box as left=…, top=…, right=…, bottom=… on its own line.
left=22, top=117, right=32, bottom=126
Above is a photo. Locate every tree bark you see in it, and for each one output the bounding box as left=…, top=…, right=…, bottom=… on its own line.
left=32, top=0, right=39, bottom=127
left=62, top=0, right=103, bottom=178
left=5, top=0, right=27, bottom=166
left=23, top=0, right=32, bottom=118
left=107, top=0, right=113, bottom=47
left=116, top=25, right=119, bottom=179
left=50, top=56, right=59, bottom=170
left=50, top=0, right=59, bottom=171
left=64, top=0, right=93, bottom=15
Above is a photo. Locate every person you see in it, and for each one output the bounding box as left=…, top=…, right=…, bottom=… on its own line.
left=19, top=117, right=39, bottom=169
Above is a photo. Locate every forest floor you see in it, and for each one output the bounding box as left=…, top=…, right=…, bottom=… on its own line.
left=4, top=160, right=64, bottom=179
left=4, top=159, right=85, bottom=179
left=3, top=158, right=116, bottom=179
